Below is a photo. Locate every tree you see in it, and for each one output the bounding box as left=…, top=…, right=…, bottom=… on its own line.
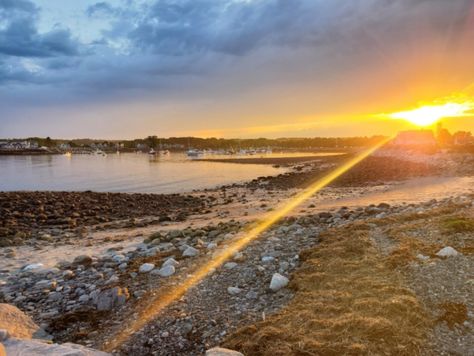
left=145, top=135, right=159, bottom=148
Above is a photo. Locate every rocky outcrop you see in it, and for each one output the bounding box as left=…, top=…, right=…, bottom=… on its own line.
left=2, top=338, right=109, bottom=356
left=0, top=304, right=40, bottom=339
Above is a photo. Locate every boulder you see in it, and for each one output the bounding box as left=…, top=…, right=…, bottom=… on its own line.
left=162, top=258, right=179, bottom=268
left=3, top=338, right=110, bottom=355
left=205, top=347, right=244, bottom=356
left=0, top=304, right=39, bottom=339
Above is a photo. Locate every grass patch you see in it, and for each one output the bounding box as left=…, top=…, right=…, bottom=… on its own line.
left=224, top=225, right=431, bottom=355
left=442, top=217, right=474, bottom=233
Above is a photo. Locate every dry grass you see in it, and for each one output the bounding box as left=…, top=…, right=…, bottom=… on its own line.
left=436, top=302, right=468, bottom=329
left=224, top=224, right=431, bottom=355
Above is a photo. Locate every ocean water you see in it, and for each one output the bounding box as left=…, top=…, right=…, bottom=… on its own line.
left=0, top=152, right=294, bottom=194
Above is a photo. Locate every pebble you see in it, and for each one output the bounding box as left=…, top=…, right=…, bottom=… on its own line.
left=227, top=287, right=242, bottom=295
left=158, top=265, right=176, bottom=277
left=139, top=263, right=155, bottom=273
left=436, top=246, right=460, bottom=257
left=162, top=258, right=179, bottom=268
left=224, top=262, right=238, bottom=270
left=269, top=273, right=289, bottom=292
left=183, top=246, right=199, bottom=257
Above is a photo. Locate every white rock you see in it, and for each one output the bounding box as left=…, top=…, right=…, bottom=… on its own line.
left=183, top=246, right=199, bottom=257
left=112, top=255, right=127, bottom=263
left=162, top=258, right=179, bottom=268
left=207, top=242, right=218, bottom=249
left=269, top=273, right=289, bottom=292
left=416, top=254, right=429, bottom=261
left=436, top=246, right=460, bottom=257
left=205, top=347, right=243, bottom=356
left=3, top=338, right=110, bottom=355
left=22, top=263, right=44, bottom=272
left=139, top=263, right=155, bottom=273
left=227, top=287, right=242, bottom=296
left=224, top=262, right=238, bottom=270
left=261, top=256, right=275, bottom=263
left=158, top=265, right=176, bottom=277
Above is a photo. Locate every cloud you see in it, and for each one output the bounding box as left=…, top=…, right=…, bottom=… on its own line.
left=86, top=2, right=117, bottom=17
left=0, top=0, right=79, bottom=58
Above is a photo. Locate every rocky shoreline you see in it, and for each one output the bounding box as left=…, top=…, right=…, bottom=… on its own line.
left=0, top=191, right=210, bottom=247
left=0, top=151, right=473, bottom=355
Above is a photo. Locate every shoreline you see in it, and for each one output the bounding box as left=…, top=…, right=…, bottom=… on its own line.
left=0, top=150, right=473, bottom=355
left=195, top=153, right=346, bottom=165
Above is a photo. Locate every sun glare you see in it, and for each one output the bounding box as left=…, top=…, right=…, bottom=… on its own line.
left=388, top=102, right=473, bottom=127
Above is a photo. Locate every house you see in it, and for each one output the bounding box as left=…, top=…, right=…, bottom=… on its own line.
left=453, top=131, right=473, bottom=146
left=392, top=130, right=437, bottom=147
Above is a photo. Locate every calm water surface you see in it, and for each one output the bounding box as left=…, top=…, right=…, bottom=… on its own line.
left=0, top=152, right=296, bottom=194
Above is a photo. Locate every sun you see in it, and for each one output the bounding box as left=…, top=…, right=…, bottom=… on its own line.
left=388, top=102, right=473, bottom=127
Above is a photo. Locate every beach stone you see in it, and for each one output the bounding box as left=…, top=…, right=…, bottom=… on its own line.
left=205, top=347, right=244, bottom=356
left=162, top=258, right=179, bottom=268
left=227, top=287, right=242, bottom=296
left=0, top=304, right=40, bottom=339
left=22, top=263, right=44, bottom=272
left=436, top=246, right=460, bottom=257
left=183, top=246, right=199, bottom=257
left=3, top=338, right=110, bottom=355
left=34, top=280, right=56, bottom=290
left=0, top=329, right=9, bottom=342
left=139, top=263, right=155, bottom=273
left=73, top=255, right=93, bottom=266
left=224, top=262, right=238, bottom=270
left=261, top=256, right=275, bottom=263
left=269, top=273, right=289, bottom=292
left=93, top=287, right=129, bottom=311
left=207, top=242, right=218, bottom=249
left=158, top=265, right=175, bottom=277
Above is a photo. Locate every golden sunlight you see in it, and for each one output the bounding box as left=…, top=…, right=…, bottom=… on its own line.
left=388, top=102, right=473, bottom=127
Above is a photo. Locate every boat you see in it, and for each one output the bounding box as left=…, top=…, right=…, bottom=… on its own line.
left=149, top=149, right=157, bottom=156
left=159, top=150, right=170, bottom=156
left=187, top=149, right=203, bottom=158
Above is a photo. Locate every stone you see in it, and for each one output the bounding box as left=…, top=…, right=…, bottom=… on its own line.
left=73, top=255, right=93, bottom=266
left=261, top=256, right=275, bottom=263
left=416, top=254, right=430, bottom=261
left=269, top=273, right=289, bottom=292
left=436, top=246, right=460, bottom=257
left=224, top=262, right=238, bottom=270
left=112, top=255, right=127, bottom=264
left=139, top=263, right=155, bottom=273
left=62, top=270, right=75, bottom=280
left=205, top=347, right=244, bottom=356
left=3, top=338, right=110, bottom=355
left=93, top=287, right=129, bottom=311
left=34, top=280, right=57, bottom=290
left=0, top=329, right=9, bottom=342
left=0, top=304, right=40, bottom=339
left=162, top=258, right=179, bottom=268
left=207, top=242, right=218, bottom=250
left=22, top=263, right=44, bottom=272
left=227, top=287, right=242, bottom=296
left=183, top=246, right=199, bottom=257
left=158, top=265, right=176, bottom=277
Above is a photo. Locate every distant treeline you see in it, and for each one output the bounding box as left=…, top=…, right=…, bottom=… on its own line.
left=3, top=135, right=387, bottom=150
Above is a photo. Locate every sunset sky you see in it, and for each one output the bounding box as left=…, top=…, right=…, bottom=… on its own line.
left=1, top=0, right=474, bottom=139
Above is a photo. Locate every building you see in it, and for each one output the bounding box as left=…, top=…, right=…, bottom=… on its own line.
left=392, top=130, right=437, bottom=147
left=453, top=131, right=473, bottom=146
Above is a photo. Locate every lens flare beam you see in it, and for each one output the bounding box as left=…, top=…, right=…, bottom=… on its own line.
left=102, top=136, right=392, bottom=352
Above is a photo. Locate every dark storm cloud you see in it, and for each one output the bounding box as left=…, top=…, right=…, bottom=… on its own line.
left=0, top=0, right=472, bottom=103
left=0, top=0, right=79, bottom=58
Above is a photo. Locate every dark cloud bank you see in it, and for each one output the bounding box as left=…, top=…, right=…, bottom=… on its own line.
left=0, top=0, right=472, bottom=124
